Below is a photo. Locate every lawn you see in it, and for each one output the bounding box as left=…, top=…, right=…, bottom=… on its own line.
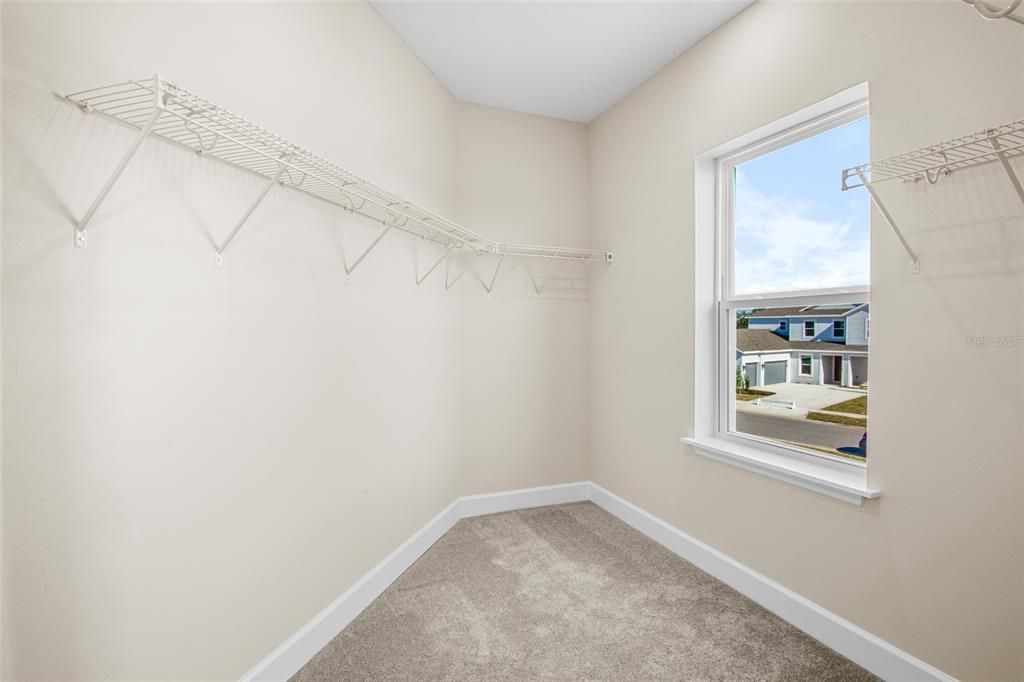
left=821, top=395, right=867, bottom=415
left=807, top=411, right=867, bottom=428
left=735, top=388, right=775, bottom=402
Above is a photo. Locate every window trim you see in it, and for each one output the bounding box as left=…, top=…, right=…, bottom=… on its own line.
left=804, top=320, right=816, bottom=338
left=688, top=82, right=878, bottom=506
left=834, top=319, right=846, bottom=338
left=779, top=320, right=787, bottom=331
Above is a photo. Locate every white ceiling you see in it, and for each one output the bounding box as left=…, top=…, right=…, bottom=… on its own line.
left=371, top=1, right=753, bottom=123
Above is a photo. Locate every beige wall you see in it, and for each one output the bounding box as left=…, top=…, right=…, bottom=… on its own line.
left=454, top=103, right=590, bottom=496
left=4, top=1, right=1023, bottom=680
left=0, top=3, right=591, bottom=680
left=588, top=2, right=1024, bottom=680
left=2, top=3, right=460, bottom=679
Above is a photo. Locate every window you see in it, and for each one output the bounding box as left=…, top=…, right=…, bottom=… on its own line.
left=689, top=84, right=877, bottom=504
left=800, top=354, right=814, bottom=376
left=779, top=320, right=787, bottom=332
left=719, top=97, right=870, bottom=465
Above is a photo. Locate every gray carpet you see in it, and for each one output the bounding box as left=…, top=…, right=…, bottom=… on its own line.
left=293, top=502, right=876, bottom=681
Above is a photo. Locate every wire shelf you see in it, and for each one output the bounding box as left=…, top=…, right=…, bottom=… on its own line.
left=62, top=76, right=611, bottom=264
left=960, top=0, right=1024, bottom=25
left=842, top=119, right=1024, bottom=190
left=840, top=118, right=1024, bottom=274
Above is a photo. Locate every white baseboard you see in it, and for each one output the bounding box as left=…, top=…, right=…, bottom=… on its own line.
left=588, top=483, right=955, bottom=682
left=242, top=480, right=954, bottom=682
left=240, top=481, right=589, bottom=682
left=240, top=498, right=463, bottom=682
left=459, top=480, right=590, bottom=518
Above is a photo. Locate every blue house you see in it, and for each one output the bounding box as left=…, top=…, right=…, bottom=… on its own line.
left=737, top=304, right=868, bottom=387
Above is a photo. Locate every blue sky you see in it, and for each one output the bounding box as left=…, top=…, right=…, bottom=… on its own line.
left=733, top=117, right=870, bottom=295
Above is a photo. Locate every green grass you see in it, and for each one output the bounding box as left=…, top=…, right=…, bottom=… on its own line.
left=735, top=389, right=775, bottom=402
left=807, top=411, right=867, bottom=428
left=821, top=395, right=867, bottom=415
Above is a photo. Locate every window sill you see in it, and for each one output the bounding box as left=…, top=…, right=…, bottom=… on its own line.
left=680, top=436, right=880, bottom=506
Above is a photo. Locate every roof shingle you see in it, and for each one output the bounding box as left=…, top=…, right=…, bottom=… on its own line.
left=736, top=329, right=867, bottom=353
left=746, top=305, right=866, bottom=318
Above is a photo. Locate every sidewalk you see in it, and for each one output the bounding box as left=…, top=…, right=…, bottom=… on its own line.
left=736, top=382, right=866, bottom=423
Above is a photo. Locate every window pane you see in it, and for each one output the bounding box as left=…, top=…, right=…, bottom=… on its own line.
left=735, top=305, right=868, bottom=462
left=733, top=118, right=870, bottom=295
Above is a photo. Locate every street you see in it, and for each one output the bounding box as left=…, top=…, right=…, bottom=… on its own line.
left=736, top=412, right=864, bottom=451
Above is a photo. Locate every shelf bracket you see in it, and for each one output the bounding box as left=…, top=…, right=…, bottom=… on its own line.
left=445, top=260, right=465, bottom=290
left=416, top=244, right=454, bottom=287
left=525, top=267, right=544, bottom=296
left=345, top=221, right=394, bottom=276
left=216, top=159, right=289, bottom=265
left=74, top=75, right=165, bottom=248
left=856, top=170, right=921, bottom=274
left=483, top=257, right=504, bottom=295
left=989, top=134, right=1024, bottom=208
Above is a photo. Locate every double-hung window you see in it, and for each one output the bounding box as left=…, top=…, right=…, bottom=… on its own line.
left=688, top=84, right=878, bottom=505
left=799, top=354, right=814, bottom=376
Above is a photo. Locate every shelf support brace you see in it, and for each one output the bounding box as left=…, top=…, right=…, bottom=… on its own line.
left=74, top=76, right=165, bottom=248
left=216, top=160, right=289, bottom=265
left=525, top=267, right=544, bottom=296
left=989, top=134, right=1024, bottom=208
left=416, top=244, right=454, bottom=287
left=483, top=257, right=504, bottom=295
left=345, top=221, right=394, bottom=276
left=445, top=260, right=465, bottom=290
left=857, top=170, right=920, bottom=274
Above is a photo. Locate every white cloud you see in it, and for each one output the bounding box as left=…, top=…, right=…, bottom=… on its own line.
left=733, top=171, right=869, bottom=294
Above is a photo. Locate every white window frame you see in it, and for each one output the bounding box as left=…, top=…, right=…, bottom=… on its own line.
left=799, top=354, right=814, bottom=376
left=685, top=83, right=878, bottom=506
left=804, top=320, right=816, bottom=338
left=779, top=320, right=787, bottom=331
left=834, top=319, right=846, bottom=338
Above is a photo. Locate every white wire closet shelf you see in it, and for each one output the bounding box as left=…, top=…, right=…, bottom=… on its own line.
left=841, top=118, right=1024, bottom=274
left=960, top=0, right=1024, bottom=24
left=61, top=75, right=612, bottom=273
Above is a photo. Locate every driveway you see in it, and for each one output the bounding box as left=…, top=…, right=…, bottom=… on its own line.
left=746, top=382, right=865, bottom=412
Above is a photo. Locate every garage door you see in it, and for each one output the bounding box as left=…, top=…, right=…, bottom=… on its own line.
left=743, top=362, right=759, bottom=386
left=763, top=361, right=787, bottom=385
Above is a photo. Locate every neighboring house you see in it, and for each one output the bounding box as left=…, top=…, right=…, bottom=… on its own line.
left=737, top=304, right=868, bottom=388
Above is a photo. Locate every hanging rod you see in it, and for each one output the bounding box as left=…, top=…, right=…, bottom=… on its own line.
left=60, top=75, right=613, bottom=269
left=960, top=0, right=1024, bottom=24
left=841, top=118, right=1024, bottom=274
